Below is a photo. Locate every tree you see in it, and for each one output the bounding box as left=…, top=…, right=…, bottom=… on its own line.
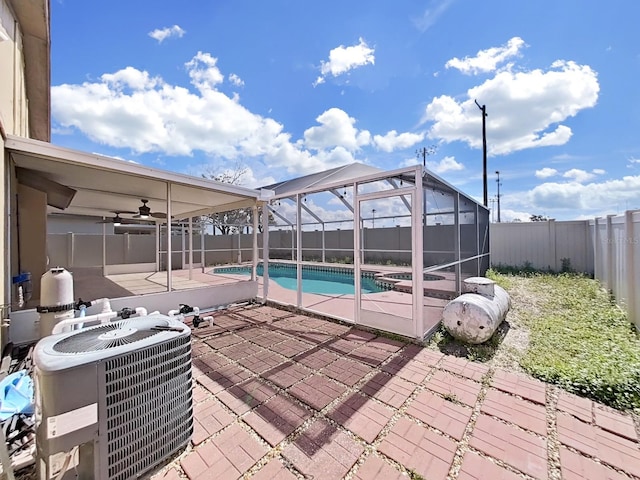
left=530, top=214, right=553, bottom=222
left=200, top=163, right=274, bottom=234
left=201, top=163, right=248, bottom=234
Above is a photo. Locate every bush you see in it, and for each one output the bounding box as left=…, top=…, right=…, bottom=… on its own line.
left=518, top=274, right=640, bottom=411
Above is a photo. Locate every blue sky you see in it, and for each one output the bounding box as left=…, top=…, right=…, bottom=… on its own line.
left=49, top=0, right=640, bottom=221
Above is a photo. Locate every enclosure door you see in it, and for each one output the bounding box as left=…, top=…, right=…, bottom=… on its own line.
left=354, top=188, right=422, bottom=338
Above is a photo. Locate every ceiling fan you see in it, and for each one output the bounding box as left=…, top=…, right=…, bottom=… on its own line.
left=96, top=211, right=137, bottom=226
left=134, top=199, right=167, bottom=219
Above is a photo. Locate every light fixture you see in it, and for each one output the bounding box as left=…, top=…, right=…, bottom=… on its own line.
left=113, top=214, right=123, bottom=226
left=138, top=199, right=151, bottom=219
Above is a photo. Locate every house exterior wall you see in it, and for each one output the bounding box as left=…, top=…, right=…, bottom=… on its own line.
left=1, top=0, right=29, bottom=321
left=0, top=0, right=49, bottom=339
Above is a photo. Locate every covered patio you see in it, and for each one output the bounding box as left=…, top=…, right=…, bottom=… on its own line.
left=4, top=135, right=272, bottom=345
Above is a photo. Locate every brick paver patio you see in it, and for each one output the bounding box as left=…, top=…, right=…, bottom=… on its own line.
left=151, top=304, right=640, bottom=480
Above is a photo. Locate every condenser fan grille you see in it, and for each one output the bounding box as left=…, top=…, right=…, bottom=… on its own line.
left=52, top=318, right=173, bottom=353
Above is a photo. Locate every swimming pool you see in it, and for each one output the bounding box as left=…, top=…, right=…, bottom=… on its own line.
left=213, top=264, right=385, bottom=295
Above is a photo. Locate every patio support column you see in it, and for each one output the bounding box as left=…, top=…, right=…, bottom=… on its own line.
left=188, top=217, right=193, bottom=281
left=166, top=182, right=172, bottom=292
left=414, top=167, right=424, bottom=339
left=262, top=204, right=270, bottom=302
left=454, top=193, right=461, bottom=295
left=102, top=218, right=106, bottom=276
left=252, top=205, right=258, bottom=281
left=593, top=217, right=600, bottom=281
left=296, top=194, right=302, bottom=307
left=181, top=223, right=186, bottom=271
left=155, top=222, right=160, bottom=272
left=200, top=220, right=205, bottom=273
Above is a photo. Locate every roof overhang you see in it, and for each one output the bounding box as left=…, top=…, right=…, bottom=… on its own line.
left=5, top=135, right=274, bottom=220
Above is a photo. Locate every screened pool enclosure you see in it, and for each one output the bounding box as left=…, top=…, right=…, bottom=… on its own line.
left=251, top=163, right=490, bottom=340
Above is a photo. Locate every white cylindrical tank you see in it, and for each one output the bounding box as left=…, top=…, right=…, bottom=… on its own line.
left=442, top=277, right=510, bottom=344
left=36, top=268, right=75, bottom=338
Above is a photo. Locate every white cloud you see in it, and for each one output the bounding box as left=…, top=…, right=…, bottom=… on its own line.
left=424, top=60, right=599, bottom=155
left=528, top=176, right=640, bottom=211
left=373, top=130, right=424, bottom=152
left=628, top=157, right=640, bottom=166
left=426, top=156, right=464, bottom=174
left=446, top=37, right=526, bottom=75
left=52, top=52, right=308, bottom=171
left=302, top=108, right=370, bottom=151
left=412, top=0, right=454, bottom=32
left=186, top=52, right=225, bottom=90
left=563, top=168, right=595, bottom=183
left=592, top=168, right=605, bottom=175
left=148, top=25, right=185, bottom=43
left=499, top=209, right=533, bottom=223
left=535, top=167, right=558, bottom=179
left=228, top=73, right=244, bottom=87
left=314, top=38, right=375, bottom=86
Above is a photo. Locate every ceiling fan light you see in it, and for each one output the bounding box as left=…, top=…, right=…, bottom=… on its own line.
left=113, top=221, right=121, bottom=226
left=139, top=213, right=149, bottom=219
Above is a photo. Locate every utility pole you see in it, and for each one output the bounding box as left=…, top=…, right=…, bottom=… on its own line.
left=495, top=170, right=502, bottom=223
left=416, top=145, right=437, bottom=167
left=416, top=145, right=437, bottom=228
left=372, top=209, right=376, bottom=228
left=475, top=100, right=488, bottom=207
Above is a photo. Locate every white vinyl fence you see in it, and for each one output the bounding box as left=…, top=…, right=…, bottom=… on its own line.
left=490, top=212, right=640, bottom=331
left=590, top=211, right=640, bottom=331
left=490, top=220, right=593, bottom=273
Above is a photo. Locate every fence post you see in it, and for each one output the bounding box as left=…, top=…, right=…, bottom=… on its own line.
left=606, top=214, right=615, bottom=292
left=123, top=233, right=129, bottom=265
left=549, top=219, right=557, bottom=271
left=67, top=232, right=74, bottom=268
left=625, top=211, right=636, bottom=329
left=592, top=218, right=600, bottom=281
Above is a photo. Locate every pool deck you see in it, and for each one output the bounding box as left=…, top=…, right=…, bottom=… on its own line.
left=71, top=265, right=450, bottom=336
left=149, top=304, right=640, bottom=480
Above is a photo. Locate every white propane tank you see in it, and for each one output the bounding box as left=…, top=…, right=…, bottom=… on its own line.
left=36, top=267, right=75, bottom=338
left=442, top=277, right=511, bottom=344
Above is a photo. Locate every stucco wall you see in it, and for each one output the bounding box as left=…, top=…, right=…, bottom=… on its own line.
left=0, top=1, right=29, bottom=137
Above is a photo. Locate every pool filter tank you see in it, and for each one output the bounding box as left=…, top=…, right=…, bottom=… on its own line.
left=36, top=268, right=75, bottom=339
left=442, top=277, right=511, bottom=344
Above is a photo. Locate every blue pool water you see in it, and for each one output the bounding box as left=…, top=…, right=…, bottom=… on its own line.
left=213, top=264, right=384, bottom=295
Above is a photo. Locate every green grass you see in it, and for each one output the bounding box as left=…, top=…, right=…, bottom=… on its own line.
left=494, top=272, right=640, bottom=411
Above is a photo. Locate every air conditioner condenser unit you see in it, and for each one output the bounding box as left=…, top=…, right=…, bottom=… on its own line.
left=33, top=314, right=193, bottom=480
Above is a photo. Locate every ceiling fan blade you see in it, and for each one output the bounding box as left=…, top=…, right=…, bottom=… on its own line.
left=150, top=212, right=167, bottom=219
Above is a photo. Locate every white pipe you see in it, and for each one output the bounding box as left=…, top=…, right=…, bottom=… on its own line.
left=168, top=309, right=180, bottom=317
left=135, top=307, right=148, bottom=317
left=52, top=311, right=118, bottom=335
left=89, top=297, right=112, bottom=313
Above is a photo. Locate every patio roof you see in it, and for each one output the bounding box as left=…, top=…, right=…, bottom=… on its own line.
left=261, top=162, right=382, bottom=198
left=5, top=135, right=274, bottom=220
